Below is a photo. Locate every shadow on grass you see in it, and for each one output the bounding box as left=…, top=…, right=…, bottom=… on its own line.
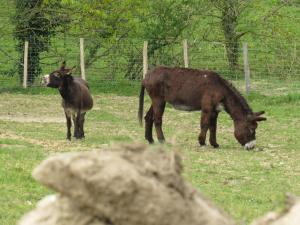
left=2, top=80, right=300, bottom=105
left=0, top=80, right=141, bottom=96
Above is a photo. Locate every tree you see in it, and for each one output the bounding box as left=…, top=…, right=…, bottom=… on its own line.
left=42, top=0, right=196, bottom=80
left=45, top=0, right=141, bottom=66
left=124, top=0, right=195, bottom=79
left=200, top=0, right=249, bottom=71
left=13, top=0, right=66, bottom=84
left=189, top=0, right=296, bottom=71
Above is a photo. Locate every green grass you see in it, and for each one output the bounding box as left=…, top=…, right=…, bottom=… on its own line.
left=0, top=2, right=299, bottom=223
left=2, top=76, right=300, bottom=97
left=0, top=87, right=300, bottom=225
left=0, top=139, right=49, bottom=224
left=0, top=77, right=141, bottom=96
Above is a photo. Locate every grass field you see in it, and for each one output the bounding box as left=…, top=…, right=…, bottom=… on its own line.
left=0, top=1, right=299, bottom=224
left=1, top=86, right=300, bottom=225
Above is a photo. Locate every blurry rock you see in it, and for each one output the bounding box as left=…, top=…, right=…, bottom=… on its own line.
left=19, top=144, right=235, bottom=225
left=18, top=194, right=106, bottom=225
left=251, top=195, right=300, bottom=225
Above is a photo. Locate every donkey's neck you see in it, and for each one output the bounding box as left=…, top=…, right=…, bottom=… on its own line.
left=59, top=85, right=71, bottom=100
left=58, top=78, right=73, bottom=100
left=223, top=92, right=252, bottom=122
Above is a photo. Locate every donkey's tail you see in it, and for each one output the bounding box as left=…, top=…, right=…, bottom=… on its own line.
left=138, top=83, right=145, bottom=126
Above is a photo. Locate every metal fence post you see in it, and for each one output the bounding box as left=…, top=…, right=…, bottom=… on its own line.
left=80, top=38, right=86, bottom=80
left=23, top=41, right=29, bottom=88
left=143, top=41, right=148, bottom=79
left=243, top=42, right=251, bottom=95
left=183, top=39, right=189, bottom=68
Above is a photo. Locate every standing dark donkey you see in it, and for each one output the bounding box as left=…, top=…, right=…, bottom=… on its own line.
left=42, top=62, right=93, bottom=140
left=138, top=66, right=266, bottom=150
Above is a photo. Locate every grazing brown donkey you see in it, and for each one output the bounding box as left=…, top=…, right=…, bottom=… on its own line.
left=42, top=62, right=93, bottom=140
left=138, top=66, right=266, bottom=150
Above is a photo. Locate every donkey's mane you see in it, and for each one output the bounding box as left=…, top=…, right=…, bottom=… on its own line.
left=219, top=76, right=253, bottom=114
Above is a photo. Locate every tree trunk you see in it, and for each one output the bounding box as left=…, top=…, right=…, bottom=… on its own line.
left=221, top=0, right=240, bottom=71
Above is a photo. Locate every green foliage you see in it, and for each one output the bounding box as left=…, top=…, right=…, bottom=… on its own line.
left=1, top=0, right=299, bottom=86
left=124, top=0, right=196, bottom=79
left=44, top=0, right=141, bottom=70
left=187, top=0, right=299, bottom=71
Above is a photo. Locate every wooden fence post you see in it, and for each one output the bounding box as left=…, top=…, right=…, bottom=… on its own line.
left=143, top=41, right=148, bottom=79
left=183, top=39, right=189, bottom=68
left=80, top=38, right=86, bottom=80
left=243, top=43, right=251, bottom=95
left=23, top=41, right=29, bottom=88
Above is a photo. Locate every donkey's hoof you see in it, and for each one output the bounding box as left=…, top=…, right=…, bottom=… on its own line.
left=146, top=138, right=154, bottom=144
left=200, top=145, right=209, bottom=150
left=212, top=144, right=220, bottom=148
left=199, top=141, right=206, bottom=146
left=158, top=139, right=165, bottom=144
left=75, top=136, right=85, bottom=140
left=77, top=134, right=85, bottom=140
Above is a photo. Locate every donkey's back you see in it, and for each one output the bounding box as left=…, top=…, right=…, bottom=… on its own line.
left=63, top=78, right=93, bottom=112
left=143, top=66, right=225, bottom=111
left=74, top=77, right=89, bottom=89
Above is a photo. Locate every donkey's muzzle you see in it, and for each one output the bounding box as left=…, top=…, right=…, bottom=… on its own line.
left=244, top=140, right=256, bottom=150
left=41, top=74, right=50, bottom=86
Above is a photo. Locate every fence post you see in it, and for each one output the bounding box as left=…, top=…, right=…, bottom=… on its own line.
left=23, top=41, right=29, bottom=88
left=143, top=41, right=148, bottom=79
left=243, top=42, right=250, bottom=95
left=80, top=38, right=86, bottom=80
left=183, top=39, right=189, bottom=68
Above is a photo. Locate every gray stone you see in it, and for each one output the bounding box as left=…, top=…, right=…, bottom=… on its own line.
left=251, top=195, right=300, bottom=225
left=18, top=194, right=107, bottom=225
left=19, top=144, right=235, bottom=225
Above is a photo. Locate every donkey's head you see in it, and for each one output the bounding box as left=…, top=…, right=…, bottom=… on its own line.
left=234, top=111, right=266, bottom=150
left=42, top=62, right=75, bottom=88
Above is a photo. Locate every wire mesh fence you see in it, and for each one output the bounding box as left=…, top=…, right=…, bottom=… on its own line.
left=0, top=34, right=299, bottom=96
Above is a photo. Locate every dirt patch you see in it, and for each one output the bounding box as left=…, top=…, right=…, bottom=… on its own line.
left=0, top=144, right=26, bottom=149
left=0, top=115, right=65, bottom=123
left=0, top=131, right=65, bottom=152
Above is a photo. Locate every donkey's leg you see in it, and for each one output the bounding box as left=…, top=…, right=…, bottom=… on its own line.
left=74, top=111, right=81, bottom=139
left=198, top=108, right=212, bottom=146
left=65, top=111, right=72, bottom=140
left=209, top=110, right=219, bottom=148
left=79, top=112, right=86, bottom=139
left=144, top=105, right=154, bottom=144
left=152, top=99, right=166, bottom=143
left=72, top=115, right=78, bottom=138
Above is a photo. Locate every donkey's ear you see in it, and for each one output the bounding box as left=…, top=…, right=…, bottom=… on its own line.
left=60, top=61, right=66, bottom=71
left=254, top=111, right=265, bottom=117
left=255, top=117, right=267, bottom=122
left=247, top=112, right=266, bottom=122
left=65, top=66, right=76, bottom=75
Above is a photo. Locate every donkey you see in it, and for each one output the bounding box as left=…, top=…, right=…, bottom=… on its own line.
left=138, top=66, right=266, bottom=150
left=42, top=62, right=93, bottom=140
